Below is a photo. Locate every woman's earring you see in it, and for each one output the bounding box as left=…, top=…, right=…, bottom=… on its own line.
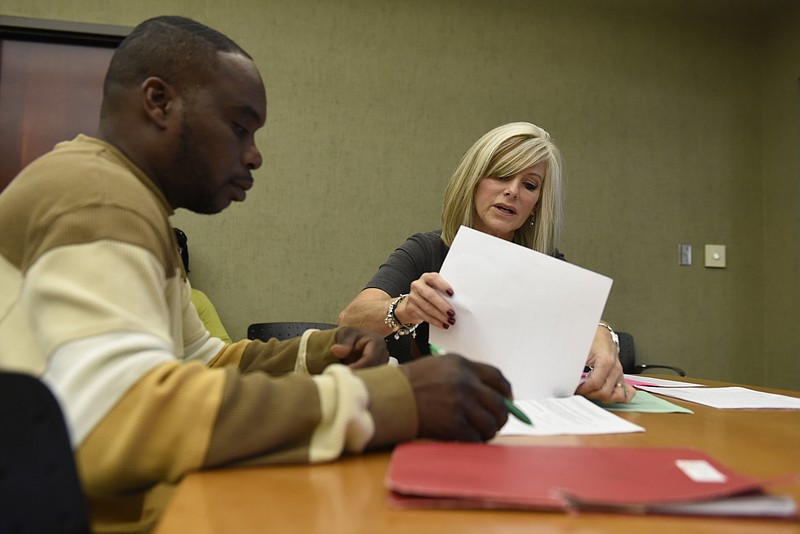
left=529, top=213, right=536, bottom=226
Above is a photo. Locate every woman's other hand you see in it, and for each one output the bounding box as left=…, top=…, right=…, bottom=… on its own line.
left=575, top=325, right=634, bottom=403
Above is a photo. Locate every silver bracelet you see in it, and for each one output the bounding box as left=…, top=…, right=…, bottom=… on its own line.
left=384, top=294, right=418, bottom=340
left=598, top=321, right=620, bottom=355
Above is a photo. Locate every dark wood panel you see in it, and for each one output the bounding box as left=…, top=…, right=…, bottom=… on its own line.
left=0, top=39, right=114, bottom=192
left=0, top=17, right=128, bottom=193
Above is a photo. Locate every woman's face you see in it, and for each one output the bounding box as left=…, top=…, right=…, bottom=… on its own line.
left=471, top=162, right=545, bottom=241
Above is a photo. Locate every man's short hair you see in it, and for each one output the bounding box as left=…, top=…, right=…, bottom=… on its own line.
left=103, top=15, right=251, bottom=96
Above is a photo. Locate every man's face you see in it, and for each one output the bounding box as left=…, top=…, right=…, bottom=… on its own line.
left=167, top=52, right=267, bottom=214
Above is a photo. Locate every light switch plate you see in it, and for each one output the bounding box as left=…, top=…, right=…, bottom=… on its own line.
left=679, top=243, right=692, bottom=266
left=705, top=244, right=726, bottom=268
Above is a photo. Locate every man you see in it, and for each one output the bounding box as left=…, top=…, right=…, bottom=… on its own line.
left=0, top=16, right=511, bottom=533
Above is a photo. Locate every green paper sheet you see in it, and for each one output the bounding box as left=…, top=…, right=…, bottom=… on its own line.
left=597, top=390, right=694, bottom=414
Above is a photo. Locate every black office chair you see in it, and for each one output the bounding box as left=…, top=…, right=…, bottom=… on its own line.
left=0, top=372, right=92, bottom=534
left=247, top=321, right=338, bottom=341
left=617, top=331, right=686, bottom=376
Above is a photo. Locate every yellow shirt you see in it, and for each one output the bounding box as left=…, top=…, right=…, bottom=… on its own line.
left=191, top=288, right=233, bottom=343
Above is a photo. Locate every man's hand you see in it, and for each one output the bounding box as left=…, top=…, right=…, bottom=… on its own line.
left=330, top=326, right=390, bottom=369
left=401, top=354, right=512, bottom=442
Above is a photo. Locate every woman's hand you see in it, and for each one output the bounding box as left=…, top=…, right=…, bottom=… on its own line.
left=395, top=272, right=457, bottom=331
left=575, top=325, right=634, bottom=403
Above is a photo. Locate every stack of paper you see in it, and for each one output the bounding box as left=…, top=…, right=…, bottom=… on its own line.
left=498, top=395, right=645, bottom=436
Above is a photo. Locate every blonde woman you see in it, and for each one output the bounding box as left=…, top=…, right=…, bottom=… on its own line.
left=339, top=122, right=631, bottom=403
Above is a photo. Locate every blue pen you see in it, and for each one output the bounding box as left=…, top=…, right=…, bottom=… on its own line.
left=428, top=343, right=533, bottom=426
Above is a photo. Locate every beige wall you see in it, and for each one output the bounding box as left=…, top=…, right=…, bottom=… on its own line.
left=3, top=0, right=798, bottom=389
left=761, top=3, right=800, bottom=390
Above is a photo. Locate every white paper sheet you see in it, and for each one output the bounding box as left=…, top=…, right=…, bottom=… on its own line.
left=647, top=494, right=798, bottom=518
left=637, top=386, right=800, bottom=409
left=430, top=226, right=613, bottom=399
left=497, top=395, right=645, bottom=436
left=625, top=375, right=704, bottom=388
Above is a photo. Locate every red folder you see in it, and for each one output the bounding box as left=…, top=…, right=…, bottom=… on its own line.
left=385, top=442, right=798, bottom=518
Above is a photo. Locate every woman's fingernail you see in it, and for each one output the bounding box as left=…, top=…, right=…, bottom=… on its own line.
left=443, top=323, right=449, bottom=329
left=448, top=317, right=456, bottom=325
left=446, top=289, right=454, bottom=296
left=447, top=309, right=455, bottom=317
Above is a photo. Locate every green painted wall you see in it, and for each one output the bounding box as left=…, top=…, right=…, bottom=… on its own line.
left=3, top=0, right=797, bottom=389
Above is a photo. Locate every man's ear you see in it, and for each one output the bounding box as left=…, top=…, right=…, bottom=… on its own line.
left=140, top=76, right=178, bottom=129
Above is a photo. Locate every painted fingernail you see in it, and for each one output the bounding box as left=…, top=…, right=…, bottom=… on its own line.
left=443, top=323, right=449, bottom=329
left=447, top=309, right=455, bottom=317
left=447, top=317, right=456, bottom=325
left=446, top=289, right=454, bottom=296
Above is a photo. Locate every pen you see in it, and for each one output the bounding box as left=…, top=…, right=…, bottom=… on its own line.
left=428, top=343, right=533, bottom=426
left=502, top=397, right=533, bottom=425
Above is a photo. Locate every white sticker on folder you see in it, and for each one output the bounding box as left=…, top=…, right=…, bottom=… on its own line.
left=676, top=460, right=728, bottom=483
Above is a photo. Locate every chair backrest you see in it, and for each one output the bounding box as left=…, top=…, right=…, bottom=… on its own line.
left=0, top=372, right=91, bottom=534
left=616, top=331, right=687, bottom=376
left=247, top=322, right=337, bottom=341
left=617, top=331, right=636, bottom=374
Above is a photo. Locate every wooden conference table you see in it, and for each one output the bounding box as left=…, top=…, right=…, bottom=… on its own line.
left=156, top=377, right=800, bottom=533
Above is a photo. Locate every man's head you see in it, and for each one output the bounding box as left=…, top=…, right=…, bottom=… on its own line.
left=98, top=16, right=267, bottom=214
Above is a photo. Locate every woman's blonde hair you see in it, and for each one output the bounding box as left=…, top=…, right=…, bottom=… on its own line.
left=441, top=122, right=564, bottom=254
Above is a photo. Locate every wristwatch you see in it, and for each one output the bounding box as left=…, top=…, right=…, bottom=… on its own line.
left=598, top=321, right=619, bottom=355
